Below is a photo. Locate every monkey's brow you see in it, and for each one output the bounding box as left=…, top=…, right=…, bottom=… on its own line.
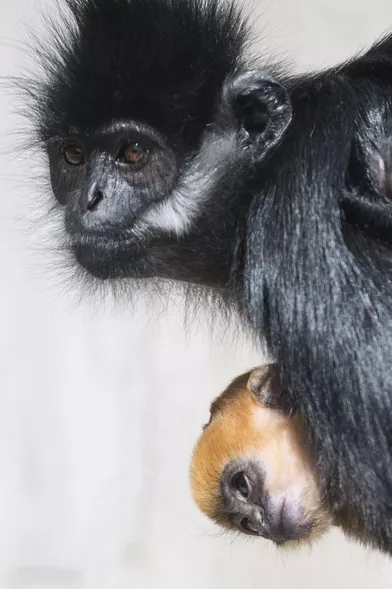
left=100, top=120, right=167, bottom=145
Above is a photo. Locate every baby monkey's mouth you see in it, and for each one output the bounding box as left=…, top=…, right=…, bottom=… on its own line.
left=264, top=499, right=313, bottom=544
left=231, top=493, right=313, bottom=543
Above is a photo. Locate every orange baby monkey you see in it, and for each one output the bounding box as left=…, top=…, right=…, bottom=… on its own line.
left=190, top=365, right=332, bottom=546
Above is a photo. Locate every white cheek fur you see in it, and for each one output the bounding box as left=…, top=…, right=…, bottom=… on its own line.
left=139, top=133, right=237, bottom=237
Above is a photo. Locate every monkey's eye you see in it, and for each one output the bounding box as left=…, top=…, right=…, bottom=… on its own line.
left=232, top=472, right=252, bottom=499
left=121, top=142, right=148, bottom=165
left=63, top=143, right=85, bottom=167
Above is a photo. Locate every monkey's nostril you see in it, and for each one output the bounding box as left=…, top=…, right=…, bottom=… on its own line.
left=87, top=188, right=104, bottom=211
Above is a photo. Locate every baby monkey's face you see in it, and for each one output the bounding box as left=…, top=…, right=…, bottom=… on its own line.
left=190, top=365, right=331, bottom=547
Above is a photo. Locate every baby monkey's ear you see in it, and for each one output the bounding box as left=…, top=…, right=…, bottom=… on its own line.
left=248, top=364, right=294, bottom=414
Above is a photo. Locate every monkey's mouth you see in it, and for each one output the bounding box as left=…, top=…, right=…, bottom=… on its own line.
left=236, top=501, right=313, bottom=544
left=70, top=232, right=146, bottom=279
left=267, top=500, right=313, bottom=544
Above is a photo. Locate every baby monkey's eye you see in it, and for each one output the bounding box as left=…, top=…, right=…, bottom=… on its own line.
left=63, top=143, right=85, bottom=166
left=121, top=142, right=149, bottom=165
left=232, top=471, right=252, bottom=499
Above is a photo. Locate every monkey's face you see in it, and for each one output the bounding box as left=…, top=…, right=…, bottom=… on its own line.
left=190, top=367, right=331, bottom=546
left=48, top=120, right=180, bottom=276
left=46, top=70, right=291, bottom=282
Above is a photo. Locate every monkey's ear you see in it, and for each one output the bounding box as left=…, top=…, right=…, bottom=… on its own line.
left=222, top=70, right=292, bottom=157
left=248, top=365, right=294, bottom=414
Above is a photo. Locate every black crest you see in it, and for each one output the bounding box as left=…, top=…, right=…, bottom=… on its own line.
left=28, top=0, right=248, bottom=146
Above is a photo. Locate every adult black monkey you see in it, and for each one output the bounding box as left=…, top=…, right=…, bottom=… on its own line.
left=25, top=0, right=392, bottom=553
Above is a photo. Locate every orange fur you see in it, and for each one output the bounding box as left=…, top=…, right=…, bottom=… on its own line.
left=190, top=368, right=332, bottom=544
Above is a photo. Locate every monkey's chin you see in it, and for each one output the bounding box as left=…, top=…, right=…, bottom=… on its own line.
left=72, top=240, right=145, bottom=280
left=73, top=247, right=114, bottom=279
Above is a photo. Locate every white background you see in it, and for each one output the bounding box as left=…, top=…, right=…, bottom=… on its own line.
left=1, top=0, right=392, bottom=587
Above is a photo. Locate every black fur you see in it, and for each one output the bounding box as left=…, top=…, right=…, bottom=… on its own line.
left=25, top=0, right=392, bottom=553
left=241, top=42, right=392, bottom=551
left=34, top=0, right=247, bottom=146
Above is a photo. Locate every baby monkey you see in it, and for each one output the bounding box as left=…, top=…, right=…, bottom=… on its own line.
left=190, top=365, right=332, bottom=547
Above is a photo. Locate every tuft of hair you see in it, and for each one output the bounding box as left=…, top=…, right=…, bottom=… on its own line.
left=23, top=0, right=249, bottom=148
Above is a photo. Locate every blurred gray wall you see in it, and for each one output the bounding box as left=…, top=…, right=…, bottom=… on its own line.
left=1, top=0, right=392, bottom=587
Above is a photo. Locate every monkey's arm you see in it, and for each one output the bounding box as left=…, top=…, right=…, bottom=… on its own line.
left=241, top=45, right=392, bottom=553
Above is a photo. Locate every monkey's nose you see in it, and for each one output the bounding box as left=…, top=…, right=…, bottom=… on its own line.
left=86, top=184, right=104, bottom=211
